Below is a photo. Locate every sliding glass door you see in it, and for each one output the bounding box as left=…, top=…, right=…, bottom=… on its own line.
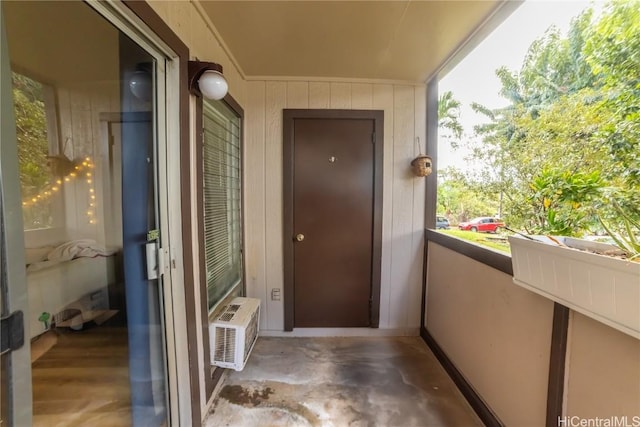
left=0, top=2, right=177, bottom=425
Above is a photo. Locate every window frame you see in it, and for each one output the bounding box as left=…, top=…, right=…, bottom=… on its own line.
left=424, top=1, right=522, bottom=276
left=11, top=72, right=67, bottom=246
left=201, top=96, right=244, bottom=312
left=193, top=92, right=246, bottom=314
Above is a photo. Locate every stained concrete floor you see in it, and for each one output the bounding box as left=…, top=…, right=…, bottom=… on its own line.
left=205, top=336, right=483, bottom=427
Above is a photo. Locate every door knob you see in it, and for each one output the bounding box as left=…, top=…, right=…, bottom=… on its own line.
left=295, top=233, right=305, bottom=242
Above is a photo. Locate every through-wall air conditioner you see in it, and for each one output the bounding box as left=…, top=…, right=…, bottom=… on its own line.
left=210, top=297, right=260, bottom=371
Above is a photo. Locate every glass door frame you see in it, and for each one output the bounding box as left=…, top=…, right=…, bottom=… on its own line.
left=86, top=2, right=192, bottom=425
left=1, top=8, right=33, bottom=425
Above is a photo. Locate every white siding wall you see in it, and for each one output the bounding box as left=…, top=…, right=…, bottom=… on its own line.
left=49, top=82, right=119, bottom=248
left=245, top=80, right=426, bottom=332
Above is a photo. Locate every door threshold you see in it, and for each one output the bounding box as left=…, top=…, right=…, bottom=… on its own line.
left=259, top=327, right=419, bottom=338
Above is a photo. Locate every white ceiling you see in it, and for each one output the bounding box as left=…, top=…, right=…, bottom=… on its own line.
left=199, top=0, right=504, bottom=82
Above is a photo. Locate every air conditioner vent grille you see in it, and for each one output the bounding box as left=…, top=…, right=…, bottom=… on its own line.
left=210, top=297, right=260, bottom=371
left=214, top=327, right=236, bottom=362
left=218, top=312, right=235, bottom=322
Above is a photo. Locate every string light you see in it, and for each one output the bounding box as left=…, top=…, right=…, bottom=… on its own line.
left=85, top=159, right=96, bottom=225
left=22, top=157, right=97, bottom=225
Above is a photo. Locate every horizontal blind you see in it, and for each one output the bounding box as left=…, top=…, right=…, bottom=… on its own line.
left=203, top=99, right=242, bottom=310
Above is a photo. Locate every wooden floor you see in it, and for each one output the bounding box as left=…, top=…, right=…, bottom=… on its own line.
left=31, top=326, right=132, bottom=427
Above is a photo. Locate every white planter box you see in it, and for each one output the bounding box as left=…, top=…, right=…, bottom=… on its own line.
left=509, top=235, right=640, bottom=339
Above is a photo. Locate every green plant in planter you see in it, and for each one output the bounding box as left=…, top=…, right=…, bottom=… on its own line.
left=599, top=205, right=640, bottom=260
left=527, top=169, right=603, bottom=236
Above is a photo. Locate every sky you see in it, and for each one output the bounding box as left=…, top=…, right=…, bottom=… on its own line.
left=438, top=0, right=603, bottom=172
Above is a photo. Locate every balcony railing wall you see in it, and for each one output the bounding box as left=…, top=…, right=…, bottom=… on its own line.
left=423, top=234, right=640, bottom=425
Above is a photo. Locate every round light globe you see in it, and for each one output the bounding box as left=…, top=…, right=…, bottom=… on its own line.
left=129, top=70, right=153, bottom=102
left=198, top=70, right=228, bottom=100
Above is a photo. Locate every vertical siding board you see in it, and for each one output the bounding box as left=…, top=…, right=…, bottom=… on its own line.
left=69, top=85, right=91, bottom=112
left=70, top=100, right=94, bottom=239
left=90, top=86, right=111, bottom=246
left=286, top=82, right=309, bottom=109
left=309, top=82, right=330, bottom=109
left=330, top=83, right=351, bottom=109
left=57, top=88, right=73, bottom=158
left=57, top=88, right=71, bottom=243
left=245, top=81, right=268, bottom=328
left=265, top=81, right=287, bottom=330
left=409, top=86, right=426, bottom=327
left=351, top=83, right=373, bottom=110
left=389, top=85, right=415, bottom=328
left=372, top=84, right=395, bottom=328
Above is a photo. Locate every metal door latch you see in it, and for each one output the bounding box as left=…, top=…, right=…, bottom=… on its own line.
left=146, top=241, right=164, bottom=280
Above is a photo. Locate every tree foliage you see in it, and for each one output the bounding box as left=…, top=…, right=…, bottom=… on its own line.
left=437, top=167, right=499, bottom=224
left=438, top=90, right=464, bottom=148
left=466, top=0, right=639, bottom=236
left=13, top=72, right=50, bottom=196
left=12, top=72, right=57, bottom=228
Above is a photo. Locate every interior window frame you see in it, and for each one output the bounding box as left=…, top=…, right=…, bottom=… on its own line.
left=201, top=97, right=244, bottom=313
left=12, top=71, right=67, bottom=247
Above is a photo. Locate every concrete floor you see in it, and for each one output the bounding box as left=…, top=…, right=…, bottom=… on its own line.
left=205, top=336, right=483, bottom=427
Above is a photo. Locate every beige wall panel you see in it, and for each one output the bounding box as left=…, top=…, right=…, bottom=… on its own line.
left=373, top=84, right=395, bottom=328
left=286, top=82, right=309, bottom=109
left=330, top=82, right=351, bottom=109
left=426, top=243, right=553, bottom=426
left=69, top=85, right=92, bottom=113
left=89, top=85, right=112, bottom=146
left=351, top=83, right=373, bottom=110
left=309, top=82, right=330, bottom=109
left=388, top=85, right=415, bottom=328
left=166, top=1, right=193, bottom=54
left=565, top=312, right=640, bottom=418
left=57, top=88, right=73, bottom=157
left=245, top=80, right=423, bottom=331
left=264, top=81, right=287, bottom=330
left=408, top=87, right=426, bottom=327
left=224, top=65, right=247, bottom=109
left=188, top=5, right=217, bottom=60
left=70, top=109, right=95, bottom=239
left=89, top=85, right=114, bottom=247
left=147, top=0, right=168, bottom=20
left=189, top=8, right=222, bottom=67
left=70, top=102, right=94, bottom=157
left=245, top=82, right=268, bottom=329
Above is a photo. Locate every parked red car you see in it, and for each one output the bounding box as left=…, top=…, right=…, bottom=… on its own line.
left=458, top=217, right=505, bottom=233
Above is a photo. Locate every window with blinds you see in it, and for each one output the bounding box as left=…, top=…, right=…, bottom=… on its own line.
left=202, top=99, right=242, bottom=311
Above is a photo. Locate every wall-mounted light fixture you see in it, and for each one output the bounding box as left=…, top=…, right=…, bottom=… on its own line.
left=188, top=60, right=228, bottom=100
left=128, top=63, right=153, bottom=102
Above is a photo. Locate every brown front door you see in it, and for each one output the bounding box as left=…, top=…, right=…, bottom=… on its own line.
left=284, top=110, right=383, bottom=329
